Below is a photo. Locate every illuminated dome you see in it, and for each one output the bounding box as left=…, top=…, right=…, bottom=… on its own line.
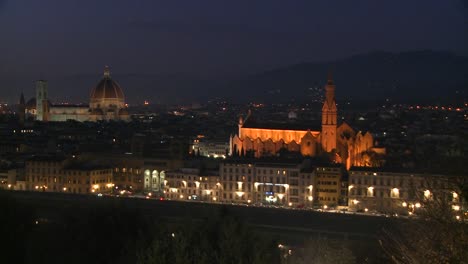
left=89, top=66, right=125, bottom=109
left=88, top=66, right=129, bottom=121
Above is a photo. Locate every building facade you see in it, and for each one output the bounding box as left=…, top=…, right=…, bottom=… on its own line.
left=315, top=165, right=343, bottom=206
left=230, top=75, right=384, bottom=169
left=191, top=137, right=229, bottom=158
left=164, top=168, right=221, bottom=202
left=348, top=167, right=462, bottom=215
left=20, top=67, right=130, bottom=122
left=163, top=159, right=345, bottom=208
left=25, top=156, right=113, bottom=194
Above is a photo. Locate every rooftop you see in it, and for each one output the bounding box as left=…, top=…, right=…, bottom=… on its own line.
left=242, top=120, right=321, bottom=131
left=27, top=155, right=68, bottom=162
left=64, top=162, right=111, bottom=171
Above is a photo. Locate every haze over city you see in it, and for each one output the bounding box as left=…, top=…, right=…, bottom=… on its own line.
left=0, top=0, right=467, bottom=103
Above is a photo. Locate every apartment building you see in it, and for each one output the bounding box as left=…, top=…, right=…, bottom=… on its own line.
left=164, top=168, right=221, bottom=202
left=25, top=156, right=113, bottom=194
left=348, top=167, right=461, bottom=215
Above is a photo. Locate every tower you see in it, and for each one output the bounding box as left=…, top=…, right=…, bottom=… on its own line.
left=321, top=73, right=337, bottom=152
left=35, top=80, right=49, bottom=121
left=18, top=92, right=25, bottom=124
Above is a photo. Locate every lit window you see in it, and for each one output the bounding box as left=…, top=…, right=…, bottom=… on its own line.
left=424, top=190, right=431, bottom=199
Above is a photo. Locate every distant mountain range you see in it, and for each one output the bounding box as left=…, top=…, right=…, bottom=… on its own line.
left=225, top=50, right=468, bottom=104
left=6, top=50, right=468, bottom=105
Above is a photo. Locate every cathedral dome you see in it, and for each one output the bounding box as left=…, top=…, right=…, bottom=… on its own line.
left=89, top=66, right=125, bottom=109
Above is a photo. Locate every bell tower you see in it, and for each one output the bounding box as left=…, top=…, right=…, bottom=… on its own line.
left=321, top=73, right=337, bottom=152
left=35, top=80, right=49, bottom=121
left=18, top=92, right=25, bottom=125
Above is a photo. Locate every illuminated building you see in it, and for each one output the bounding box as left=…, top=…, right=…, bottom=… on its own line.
left=143, top=169, right=166, bottom=193
left=164, top=168, right=221, bottom=202
left=5, top=167, right=26, bottom=191
left=230, top=75, right=384, bottom=168
left=92, top=152, right=185, bottom=193
left=347, top=168, right=461, bottom=215
left=88, top=66, right=129, bottom=121
left=191, top=137, right=229, bottom=158
left=315, top=166, right=343, bottom=205
left=21, top=66, right=129, bottom=122
left=220, top=162, right=255, bottom=204
left=25, top=156, right=113, bottom=194
left=156, top=159, right=343, bottom=207
left=219, top=159, right=344, bottom=208
left=35, top=80, right=49, bottom=121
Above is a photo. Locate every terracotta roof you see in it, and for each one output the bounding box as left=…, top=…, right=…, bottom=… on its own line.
left=90, top=68, right=125, bottom=101
left=90, top=78, right=125, bottom=101
left=243, top=119, right=321, bottom=131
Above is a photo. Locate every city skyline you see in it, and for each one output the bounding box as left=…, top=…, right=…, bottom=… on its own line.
left=0, top=2, right=467, bottom=263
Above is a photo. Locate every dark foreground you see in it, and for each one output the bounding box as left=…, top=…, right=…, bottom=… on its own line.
left=2, top=191, right=398, bottom=263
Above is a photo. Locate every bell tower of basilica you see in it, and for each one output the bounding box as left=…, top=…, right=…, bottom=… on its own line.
left=321, top=73, right=337, bottom=152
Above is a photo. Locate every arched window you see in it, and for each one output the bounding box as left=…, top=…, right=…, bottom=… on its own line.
left=160, top=171, right=166, bottom=190
left=144, top=170, right=151, bottom=188
left=152, top=170, right=159, bottom=190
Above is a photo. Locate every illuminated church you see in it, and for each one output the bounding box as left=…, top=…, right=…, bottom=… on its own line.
left=230, top=75, right=383, bottom=168
left=19, top=66, right=129, bottom=122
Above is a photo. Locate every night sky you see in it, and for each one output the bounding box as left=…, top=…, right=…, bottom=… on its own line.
left=0, top=0, right=467, bottom=103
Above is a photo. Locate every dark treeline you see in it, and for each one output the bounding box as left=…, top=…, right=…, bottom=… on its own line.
left=1, top=191, right=288, bottom=264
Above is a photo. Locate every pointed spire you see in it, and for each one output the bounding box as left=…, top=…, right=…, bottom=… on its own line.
left=327, top=69, right=334, bottom=85
left=103, top=66, right=111, bottom=78
left=19, top=92, right=25, bottom=105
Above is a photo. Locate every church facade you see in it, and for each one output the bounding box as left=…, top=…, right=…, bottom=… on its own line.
left=19, top=66, right=129, bottom=122
left=230, top=75, right=384, bottom=168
